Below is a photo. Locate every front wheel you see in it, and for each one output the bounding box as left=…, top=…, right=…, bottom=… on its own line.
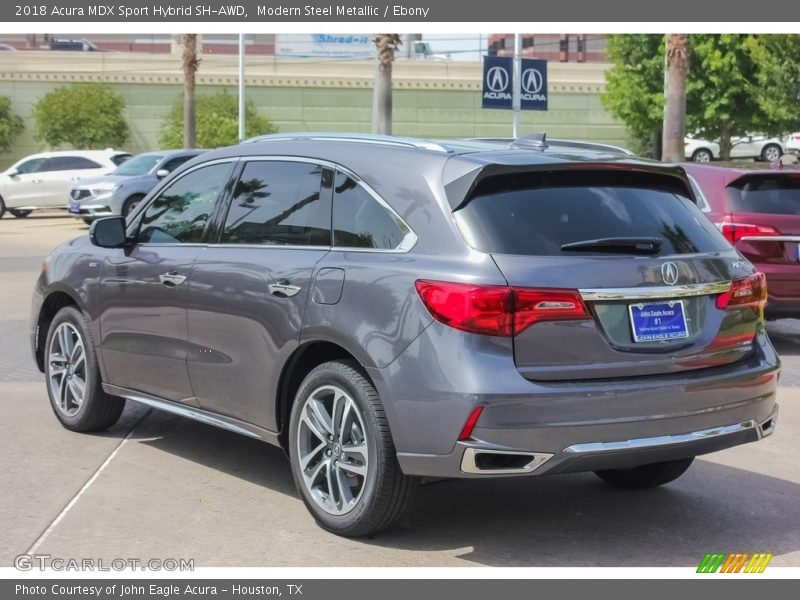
left=595, top=457, right=694, bottom=489
left=10, top=209, right=32, bottom=218
left=45, top=306, right=125, bottom=432
left=691, top=148, right=713, bottom=163
left=761, top=144, right=782, bottom=162
left=288, top=360, right=417, bottom=537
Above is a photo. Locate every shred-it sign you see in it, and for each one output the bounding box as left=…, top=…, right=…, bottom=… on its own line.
left=482, top=56, right=548, bottom=111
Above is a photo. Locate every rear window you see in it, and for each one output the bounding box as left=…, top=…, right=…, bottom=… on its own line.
left=727, top=175, right=800, bottom=215
left=454, top=170, right=730, bottom=256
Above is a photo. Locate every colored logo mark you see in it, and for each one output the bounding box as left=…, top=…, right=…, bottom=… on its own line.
left=697, top=552, right=773, bottom=573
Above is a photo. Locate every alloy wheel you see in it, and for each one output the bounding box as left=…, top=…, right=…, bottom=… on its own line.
left=296, top=385, right=369, bottom=516
left=47, top=322, right=88, bottom=417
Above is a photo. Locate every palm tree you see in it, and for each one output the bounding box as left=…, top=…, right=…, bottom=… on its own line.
left=662, top=34, right=690, bottom=162
left=182, top=34, right=200, bottom=149
left=372, top=34, right=402, bottom=135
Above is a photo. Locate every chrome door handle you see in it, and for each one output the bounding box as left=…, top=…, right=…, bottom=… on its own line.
left=159, top=272, right=187, bottom=286
left=269, top=281, right=301, bottom=297
left=32, top=179, right=42, bottom=184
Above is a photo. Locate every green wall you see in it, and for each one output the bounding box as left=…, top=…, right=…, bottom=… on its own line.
left=0, top=80, right=626, bottom=169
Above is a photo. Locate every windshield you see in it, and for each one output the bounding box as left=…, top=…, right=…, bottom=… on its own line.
left=112, top=154, right=164, bottom=177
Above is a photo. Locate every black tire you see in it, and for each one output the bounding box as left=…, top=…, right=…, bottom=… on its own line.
left=0, top=195, right=5, bottom=219
left=82, top=218, right=94, bottom=226
left=122, top=194, right=145, bottom=217
left=44, top=305, right=125, bottom=432
left=595, top=457, right=694, bottom=489
left=760, top=143, right=782, bottom=162
left=288, top=360, right=418, bottom=537
left=10, top=209, right=32, bottom=218
left=691, top=148, right=713, bottom=163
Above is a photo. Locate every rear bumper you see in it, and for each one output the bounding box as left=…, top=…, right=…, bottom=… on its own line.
left=370, top=322, right=780, bottom=479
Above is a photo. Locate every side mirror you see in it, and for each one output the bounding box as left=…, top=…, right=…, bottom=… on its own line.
left=156, top=169, right=169, bottom=179
left=89, top=217, right=127, bottom=248
left=6, top=168, right=19, bottom=177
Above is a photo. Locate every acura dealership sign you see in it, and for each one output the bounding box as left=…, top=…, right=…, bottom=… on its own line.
left=482, top=56, right=548, bottom=111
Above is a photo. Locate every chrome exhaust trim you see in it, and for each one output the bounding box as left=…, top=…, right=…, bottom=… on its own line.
left=757, top=405, right=779, bottom=438
left=460, top=447, right=553, bottom=475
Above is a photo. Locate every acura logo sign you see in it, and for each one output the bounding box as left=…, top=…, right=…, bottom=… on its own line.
left=661, top=262, right=679, bottom=285
left=521, top=68, right=544, bottom=94
left=486, top=66, right=510, bottom=93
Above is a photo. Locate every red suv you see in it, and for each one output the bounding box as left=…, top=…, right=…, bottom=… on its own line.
left=684, top=163, right=800, bottom=318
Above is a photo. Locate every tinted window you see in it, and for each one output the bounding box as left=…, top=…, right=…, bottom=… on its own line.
left=332, top=172, right=406, bottom=249
left=15, top=158, right=46, bottom=174
left=113, top=154, right=164, bottom=176
left=41, top=156, right=103, bottom=172
left=111, top=153, right=132, bottom=166
left=454, top=171, right=730, bottom=256
left=139, top=162, right=233, bottom=244
left=727, top=176, right=800, bottom=215
left=160, top=155, right=196, bottom=174
left=222, top=161, right=330, bottom=246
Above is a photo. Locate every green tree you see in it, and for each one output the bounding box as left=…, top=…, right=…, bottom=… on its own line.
left=686, top=34, right=760, bottom=160
left=601, top=34, right=665, bottom=158
left=159, top=90, right=276, bottom=149
left=33, top=83, right=129, bottom=148
left=746, top=34, right=800, bottom=136
left=0, top=96, right=24, bottom=153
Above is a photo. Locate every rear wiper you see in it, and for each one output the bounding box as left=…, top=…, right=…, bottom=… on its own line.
left=560, top=237, right=663, bottom=254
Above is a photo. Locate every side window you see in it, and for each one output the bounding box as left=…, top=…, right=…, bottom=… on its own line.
left=138, top=162, right=234, bottom=244
left=160, top=155, right=196, bottom=174
left=221, top=161, right=331, bottom=246
left=15, top=158, right=46, bottom=174
left=41, top=156, right=103, bottom=172
left=332, top=171, right=407, bottom=249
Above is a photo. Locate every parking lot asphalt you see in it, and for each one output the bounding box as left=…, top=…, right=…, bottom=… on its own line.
left=1, top=213, right=798, bottom=568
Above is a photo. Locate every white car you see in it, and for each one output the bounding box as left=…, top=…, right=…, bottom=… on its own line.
left=0, top=149, right=131, bottom=218
left=784, top=132, right=800, bottom=156
left=684, top=135, right=784, bottom=163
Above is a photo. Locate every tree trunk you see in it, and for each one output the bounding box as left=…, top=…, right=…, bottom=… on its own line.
left=182, top=34, right=199, bottom=149
left=662, top=34, right=690, bottom=162
left=718, top=128, right=733, bottom=161
left=372, top=34, right=402, bottom=135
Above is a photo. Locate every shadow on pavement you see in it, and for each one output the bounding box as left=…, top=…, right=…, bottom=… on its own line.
left=766, top=319, right=800, bottom=357
left=124, top=407, right=799, bottom=567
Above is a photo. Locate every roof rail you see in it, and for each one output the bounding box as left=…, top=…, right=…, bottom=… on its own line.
left=243, top=132, right=450, bottom=153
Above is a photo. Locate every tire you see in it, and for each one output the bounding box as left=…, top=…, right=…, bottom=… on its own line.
left=691, top=148, right=713, bottom=163
left=10, top=209, right=32, bottom=218
left=595, top=457, right=694, bottom=489
left=760, top=143, right=782, bottom=162
left=44, top=306, right=125, bottom=432
left=288, top=360, right=418, bottom=537
left=122, top=194, right=145, bottom=217
left=0, top=195, right=5, bottom=219
left=82, top=218, right=94, bottom=226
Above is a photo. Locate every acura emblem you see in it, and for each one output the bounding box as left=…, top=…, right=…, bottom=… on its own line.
left=661, top=262, right=679, bottom=285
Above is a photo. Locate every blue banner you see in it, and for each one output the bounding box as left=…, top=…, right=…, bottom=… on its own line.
left=482, top=56, right=513, bottom=109
left=520, top=58, right=548, bottom=111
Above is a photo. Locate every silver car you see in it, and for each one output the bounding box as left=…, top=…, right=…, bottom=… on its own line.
left=31, top=133, right=780, bottom=537
left=67, top=150, right=205, bottom=223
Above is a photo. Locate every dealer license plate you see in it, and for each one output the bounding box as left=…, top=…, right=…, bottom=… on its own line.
left=629, top=300, right=689, bottom=342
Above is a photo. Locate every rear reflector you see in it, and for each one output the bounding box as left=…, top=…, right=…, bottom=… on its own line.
left=716, top=272, right=768, bottom=310
left=718, top=222, right=780, bottom=244
left=458, top=406, right=485, bottom=441
left=414, top=280, right=590, bottom=337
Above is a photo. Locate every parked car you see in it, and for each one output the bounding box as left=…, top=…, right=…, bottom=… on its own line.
left=685, top=135, right=784, bottom=163
left=684, top=163, right=800, bottom=319
left=49, top=38, right=99, bottom=51
left=0, top=150, right=131, bottom=218
left=32, top=133, right=779, bottom=537
left=68, top=150, right=206, bottom=224
left=784, top=132, right=800, bottom=156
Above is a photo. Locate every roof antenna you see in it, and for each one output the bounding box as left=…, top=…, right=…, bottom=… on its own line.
left=512, top=132, right=548, bottom=150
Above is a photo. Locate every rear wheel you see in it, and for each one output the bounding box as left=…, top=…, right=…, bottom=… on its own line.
left=10, top=209, right=32, bottom=218
left=122, top=194, right=145, bottom=217
left=595, top=457, right=694, bottom=489
left=760, top=143, right=782, bottom=162
left=288, top=360, right=418, bottom=537
left=82, top=218, right=94, bottom=226
left=691, top=148, right=713, bottom=163
left=45, top=306, right=125, bottom=432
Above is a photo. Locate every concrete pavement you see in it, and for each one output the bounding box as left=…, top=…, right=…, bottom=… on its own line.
left=2, top=214, right=798, bottom=567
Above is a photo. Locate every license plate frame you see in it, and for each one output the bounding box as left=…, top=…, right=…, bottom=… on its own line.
left=628, top=300, right=689, bottom=343
left=68, top=201, right=80, bottom=214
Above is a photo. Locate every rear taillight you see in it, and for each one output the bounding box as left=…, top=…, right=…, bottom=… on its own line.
left=414, top=280, right=590, bottom=337
left=458, top=406, right=485, bottom=441
left=718, top=222, right=781, bottom=244
left=716, top=272, right=768, bottom=310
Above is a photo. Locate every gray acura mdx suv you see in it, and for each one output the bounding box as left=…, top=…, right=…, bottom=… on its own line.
left=31, top=133, right=780, bottom=537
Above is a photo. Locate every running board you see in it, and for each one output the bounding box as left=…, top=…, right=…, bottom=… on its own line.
left=103, top=384, right=281, bottom=446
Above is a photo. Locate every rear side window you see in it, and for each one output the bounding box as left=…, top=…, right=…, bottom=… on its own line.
left=221, top=161, right=331, bottom=246
left=41, top=156, right=103, bottom=172
left=111, top=153, right=132, bottom=166
left=454, top=170, right=730, bottom=256
left=333, top=171, right=407, bottom=249
left=727, top=176, right=800, bottom=215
